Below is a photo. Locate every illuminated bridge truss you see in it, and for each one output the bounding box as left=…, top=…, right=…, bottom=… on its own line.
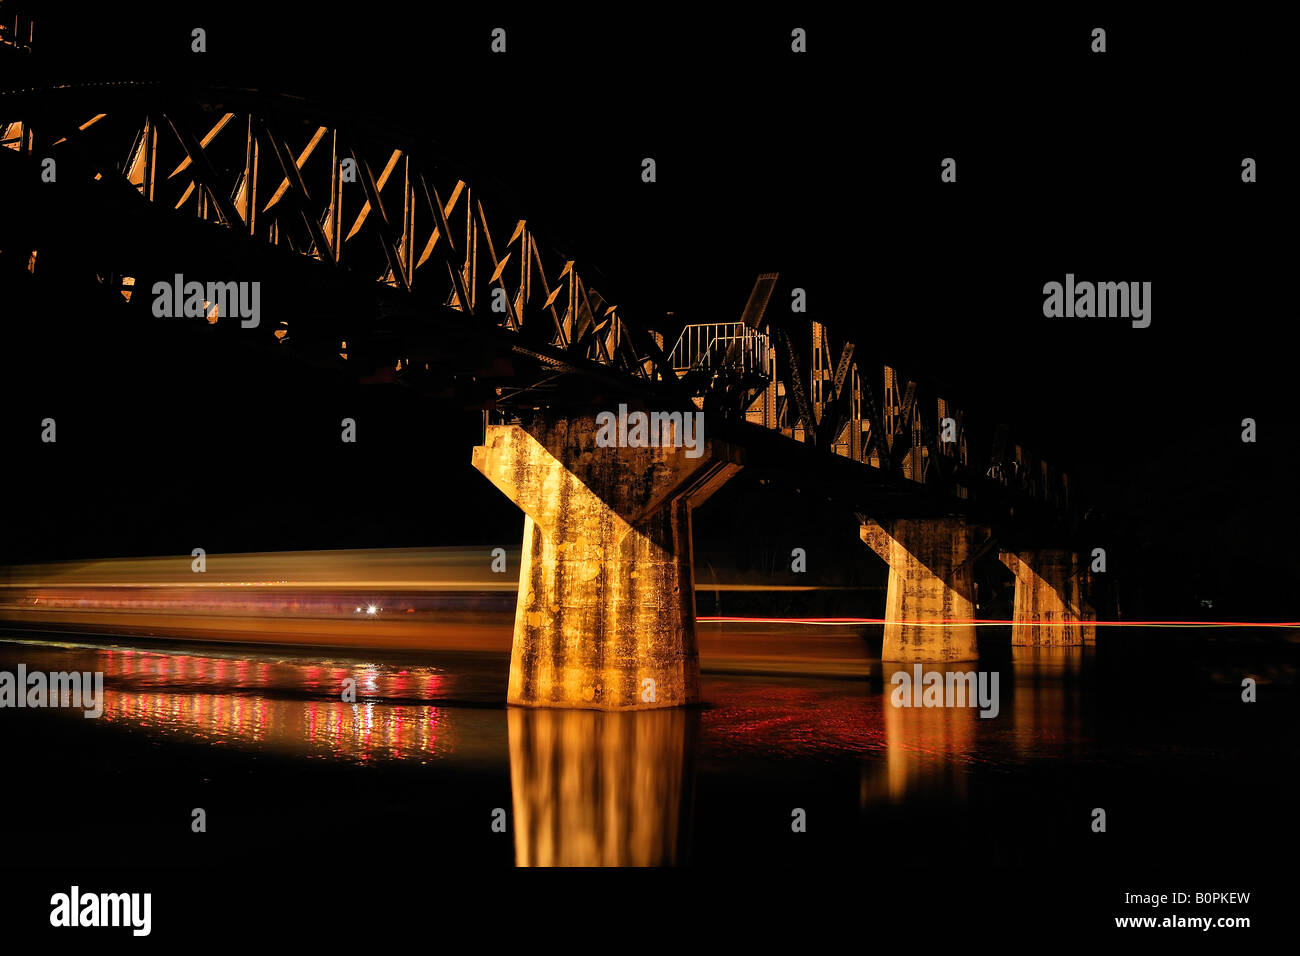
left=668, top=277, right=1071, bottom=513
left=1, top=86, right=671, bottom=387
left=0, top=84, right=1073, bottom=521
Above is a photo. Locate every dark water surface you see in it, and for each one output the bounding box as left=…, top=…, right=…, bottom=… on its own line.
left=0, top=626, right=1295, bottom=881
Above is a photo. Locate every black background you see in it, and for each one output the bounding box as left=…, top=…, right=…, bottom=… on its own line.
left=2, top=5, right=1292, bottom=614
left=0, top=1, right=1295, bottom=939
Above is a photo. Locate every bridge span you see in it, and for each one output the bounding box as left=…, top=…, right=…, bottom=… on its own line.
left=2, top=82, right=1103, bottom=709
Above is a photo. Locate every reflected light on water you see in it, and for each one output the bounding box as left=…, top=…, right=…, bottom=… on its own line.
left=1, top=628, right=1121, bottom=866
left=81, top=645, right=453, bottom=763
left=508, top=707, right=696, bottom=867
left=861, top=651, right=1092, bottom=805
left=1010, top=646, right=1085, bottom=759
left=875, top=662, right=978, bottom=804
left=99, top=690, right=449, bottom=763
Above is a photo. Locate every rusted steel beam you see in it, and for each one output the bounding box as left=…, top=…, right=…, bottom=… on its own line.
left=476, top=199, right=522, bottom=331
left=345, top=148, right=400, bottom=241
left=324, top=129, right=340, bottom=260
left=168, top=112, right=234, bottom=179
left=162, top=112, right=243, bottom=228
left=856, top=367, right=893, bottom=470
left=351, top=147, right=410, bottom=293
left=777, top=328, right=816, bottom=442
left=890, top=380, right=917, bottom=454
left=415, top=175, right=473, bottom=314
left=526, top=240, right=564, bottom=346
left=816, top=339, right=856, bottom=449
left=259, top=124, right=326, bottom=218
left=264, top=120, right=334, bottom=263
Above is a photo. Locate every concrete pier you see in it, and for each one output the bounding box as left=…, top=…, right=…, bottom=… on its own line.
left=999, top=549, right=1096, bottom=646
left=472, top=416, right=740, bottom=710
left=860, top=516, right=990, bottom=662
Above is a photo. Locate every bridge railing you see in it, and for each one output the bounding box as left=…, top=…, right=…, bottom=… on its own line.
left=668, top=322, right=772, bottom=379
left=0, top=9, right=34, bottom=55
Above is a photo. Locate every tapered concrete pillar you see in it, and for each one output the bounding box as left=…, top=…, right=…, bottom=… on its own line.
left=472, top=416, right=740, bottom=710
left=999, top=550, right=1096, bottom=646
left=860, top=517, right=990, bottom=662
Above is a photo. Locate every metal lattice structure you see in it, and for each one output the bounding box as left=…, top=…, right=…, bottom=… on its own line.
left=666, top=273, right=1071, bottom=514
left=1, top=82, right=1078, bottom=526
left=1, top=86, right=677, bottom=388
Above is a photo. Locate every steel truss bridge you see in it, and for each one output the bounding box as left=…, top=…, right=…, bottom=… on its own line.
left=1, top=80, right=1087, bottom=541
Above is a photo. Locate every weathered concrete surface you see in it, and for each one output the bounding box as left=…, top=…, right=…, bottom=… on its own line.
left=472, top=418, right=741, bottom=710
left=999, top=550, right=1096, bottom=646
left=507, top=707, right=696, bottom=865
left=860, top=517, right=990, bottom=662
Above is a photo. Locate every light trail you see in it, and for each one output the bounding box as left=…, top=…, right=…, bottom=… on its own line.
left=0, top=549, right=865, bottom=592
left=698, top=616, right=1300, bottom=629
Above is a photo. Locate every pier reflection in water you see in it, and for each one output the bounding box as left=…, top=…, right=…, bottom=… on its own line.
left=508, top=707, right=697, bottom=866
left=1008, top=646, right=1086, bottom=761
left=2, top=626, right=1289, bottom=868
left=863, top=648, right=1089, bottom=806
left=874, top=662, right=980, bottom=805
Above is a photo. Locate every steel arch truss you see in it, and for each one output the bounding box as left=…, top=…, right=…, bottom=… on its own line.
left=1, top=88, right=672, bottom=387
left=2, top=86, right=1078, bottom=524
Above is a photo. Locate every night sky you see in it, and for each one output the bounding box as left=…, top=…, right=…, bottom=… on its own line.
left=2, top=5, right=1293, bottom=614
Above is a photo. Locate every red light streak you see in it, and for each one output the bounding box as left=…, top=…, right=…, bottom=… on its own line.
left=697, top=616, right=1300, bottom=628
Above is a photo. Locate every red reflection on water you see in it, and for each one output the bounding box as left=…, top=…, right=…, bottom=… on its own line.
left=700, top=679, right=884, bottom=759
left=82, top=647, right=452, bottom=763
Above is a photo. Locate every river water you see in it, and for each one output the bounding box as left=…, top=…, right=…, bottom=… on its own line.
left=0, top=624, right=1295, bottom=878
